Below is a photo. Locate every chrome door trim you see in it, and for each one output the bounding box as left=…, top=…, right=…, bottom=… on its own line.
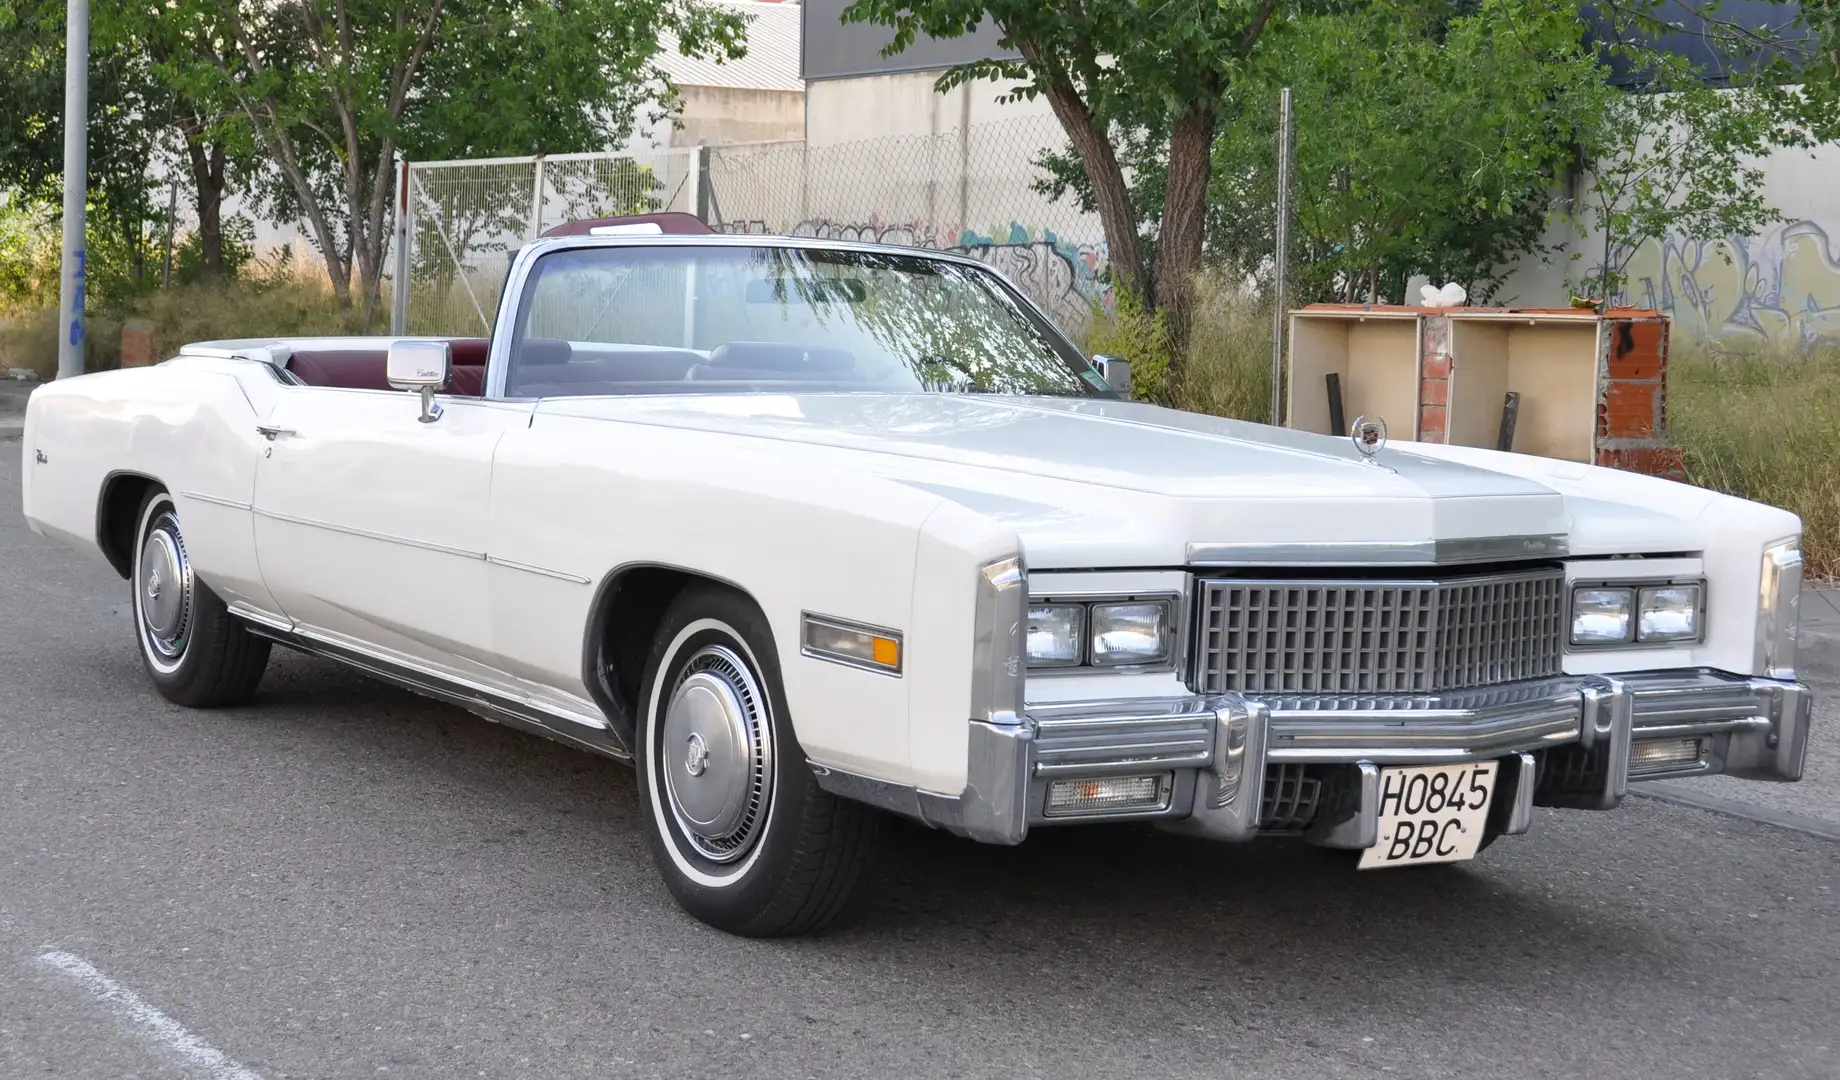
left=225, top=600, right=293, bottom=634
left=252, top=506, right=486, bottom=561
left=485, top=555, right=592, bottom=585
left=1185, top=534, right=1569, bottom=567
left=232, top=615, right=628, bottom=759
left=180, top=490, right=253, bottom=511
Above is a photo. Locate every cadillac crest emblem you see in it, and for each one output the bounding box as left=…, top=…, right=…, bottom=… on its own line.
left=1351, top=415, right=1387, bottom=459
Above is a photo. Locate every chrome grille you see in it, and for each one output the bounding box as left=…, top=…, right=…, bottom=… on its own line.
left=1196, top=567, right=1564, bottom=696
left=1258, top=764, right=1322, bottom=830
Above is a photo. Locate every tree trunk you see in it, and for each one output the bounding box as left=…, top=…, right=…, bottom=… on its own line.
left=184, top=133, right=226, bottom=281
left=1019, top=41, right=1149, bottom=309
left=1155, top=103, right=1217, bottom=382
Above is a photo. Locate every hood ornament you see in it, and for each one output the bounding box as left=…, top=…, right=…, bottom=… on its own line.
left=1351, top=415, right=1388, bottom=461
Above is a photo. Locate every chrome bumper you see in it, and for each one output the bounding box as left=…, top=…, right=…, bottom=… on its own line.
left=814, top=670, right=1812, bottom=847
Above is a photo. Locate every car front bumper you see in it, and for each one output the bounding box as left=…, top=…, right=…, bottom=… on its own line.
left=813, top=670, right=1812, bottom=847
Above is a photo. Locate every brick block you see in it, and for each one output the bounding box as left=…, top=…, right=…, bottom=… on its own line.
left=1599, top=380, right=1659, bottom=439
left=1421, top=378, right=1449, bottom=406
left=1596, top=445, right=1686, bottom=479
left=120, top=318, right=157, bottom=369
left=1419, top=404, right=1447, bottom=442
left=1422, top=351, right=1451, bottom=380
left=1607, top=319, right=1666, bottom=381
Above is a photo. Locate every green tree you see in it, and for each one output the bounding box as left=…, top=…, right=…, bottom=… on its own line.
left=842, top=0, right=1288, bottom=378
left=155, top=0, right=746, bottom=324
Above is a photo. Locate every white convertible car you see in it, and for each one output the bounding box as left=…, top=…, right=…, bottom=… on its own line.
left=21, top=233, right=1812, bottom=936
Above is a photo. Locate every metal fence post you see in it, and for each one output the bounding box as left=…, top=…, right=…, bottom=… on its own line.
left=1269, top=87, right=1294, bottom=428
left=693, top=145, right=711, bottom=221
left=162, top=177, right=177, bottom=289
left=390, top=157, right=412, bottom=335
left=56, top=0, right=89, bottom=380
left=528, top=155, right=547, bottom=240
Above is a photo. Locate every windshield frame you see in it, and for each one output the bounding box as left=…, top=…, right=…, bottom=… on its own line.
left=481, top=234, right=1110, bottom=400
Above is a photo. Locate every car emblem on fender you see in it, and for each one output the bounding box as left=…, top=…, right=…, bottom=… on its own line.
left=1352, top=415, right=1387, bottom=459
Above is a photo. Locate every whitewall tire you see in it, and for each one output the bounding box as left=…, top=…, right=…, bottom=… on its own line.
left=635, top=585, right=884, bottom=936
left=130, top=489, right=271, bottom=707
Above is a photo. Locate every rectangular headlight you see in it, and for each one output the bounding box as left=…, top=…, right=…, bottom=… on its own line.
left=1027, top=603, right=1085, bottom=666
left=1090, top=601, right=1173, bottom=666
left=1637, top=584, right=1701, bottom=642
left=1571, top=587, right=1633, bottom=645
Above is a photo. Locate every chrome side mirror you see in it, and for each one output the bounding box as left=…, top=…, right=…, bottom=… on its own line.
left=1094, top=354, right=1131, bottom=398
left=386, top=339, right=451, bottom=424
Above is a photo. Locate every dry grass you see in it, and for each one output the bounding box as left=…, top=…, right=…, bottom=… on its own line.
left=1669, top=340, right=1840, bottom=580
left=0, top=263, right=367, bottom=379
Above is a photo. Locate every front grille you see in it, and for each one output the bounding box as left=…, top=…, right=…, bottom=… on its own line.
left=1258, top=764, right=1323, bottom=830
left=1195, top=567, right=1565, bottom=696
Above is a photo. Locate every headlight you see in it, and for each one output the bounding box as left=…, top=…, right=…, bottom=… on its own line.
left=1571, top=587, right=1633, bottom=645
left=1636, top=584, right=1701, bottom=642
left=1090, top=601, right=1173, bottom=666
left=1027, top=603, right=1085, bottom=666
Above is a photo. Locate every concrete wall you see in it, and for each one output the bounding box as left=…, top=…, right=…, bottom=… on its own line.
left=1493, top=138, right=1840, bottom=353
left=672, top=86, right=804, bottom=148
left=805, top=70, right=1053, bottom=146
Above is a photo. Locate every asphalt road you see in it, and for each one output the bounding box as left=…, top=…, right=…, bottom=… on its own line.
left=2, top=435, right=1837, bottom=1080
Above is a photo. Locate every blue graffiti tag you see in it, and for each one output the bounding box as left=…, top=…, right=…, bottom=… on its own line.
left=68, top=249, right=87, bottom=346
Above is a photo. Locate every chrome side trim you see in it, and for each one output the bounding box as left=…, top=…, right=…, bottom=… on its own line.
left=233, top=618, right=626, bottom=758
left=1308, top=762, right=1379, bottom=849
left=253, top=507, right=485, bottom=561
left=1756, top=539, right=1803, bottom=679
left=180, top=490, right=253, bottom=511
left=1503, top=752, right=1537, bottom=835
left=485, top=555, right=592, bottom=585
left=1186, top=534, right=1569, bottom=567
left=225, top=601, right=293, bottom=634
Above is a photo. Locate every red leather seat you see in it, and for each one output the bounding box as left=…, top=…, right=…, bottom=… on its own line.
left=287, top=339, right=489, bottom=398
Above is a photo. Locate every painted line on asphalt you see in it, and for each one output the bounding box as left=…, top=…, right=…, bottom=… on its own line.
left=1629, top=784, right=1840, bottom=843
left=35, top=950, right=264, bottom=1080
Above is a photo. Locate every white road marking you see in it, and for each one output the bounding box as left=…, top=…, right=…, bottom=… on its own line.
left=35, top=950, right=264, bottom=1080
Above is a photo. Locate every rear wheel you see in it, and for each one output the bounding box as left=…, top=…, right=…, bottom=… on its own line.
left=130, top=489, right=271, bottom=707
left=635, top=585, right=883, bottom=936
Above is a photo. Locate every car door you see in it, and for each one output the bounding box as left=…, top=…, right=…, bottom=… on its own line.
left=251, top=384, right=534, bottom=682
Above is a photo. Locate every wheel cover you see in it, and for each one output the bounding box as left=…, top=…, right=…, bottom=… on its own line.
left=136, top=510, right=195, bottom=668
left=659, top=644, right=774, bottom=863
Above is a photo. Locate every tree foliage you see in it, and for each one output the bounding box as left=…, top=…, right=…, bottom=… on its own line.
left=843, top=0, right=1287, bottom=381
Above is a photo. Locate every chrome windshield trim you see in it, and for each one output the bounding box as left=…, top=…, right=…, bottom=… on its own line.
left=1186, top=534, right=1569, bottom=567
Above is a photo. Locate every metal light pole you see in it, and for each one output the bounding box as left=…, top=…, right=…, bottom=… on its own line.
left=1268, top=87, right=1293, bottom=428
left=56, top=0, right=89, bottom=380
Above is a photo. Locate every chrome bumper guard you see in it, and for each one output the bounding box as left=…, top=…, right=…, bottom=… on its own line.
left=815, top=670, right=1812, bottom=847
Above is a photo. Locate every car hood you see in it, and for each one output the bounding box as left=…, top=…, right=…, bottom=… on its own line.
left=537, top=393, right=1690, bottom=568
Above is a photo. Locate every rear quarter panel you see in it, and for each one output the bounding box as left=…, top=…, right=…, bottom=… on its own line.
left=21, top=360, right=277, bottom=611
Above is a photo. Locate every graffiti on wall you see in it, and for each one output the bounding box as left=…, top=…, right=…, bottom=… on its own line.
left=716, top=215, right=1113, bottom=328
left=1617, top=219, right=1840, bottom=352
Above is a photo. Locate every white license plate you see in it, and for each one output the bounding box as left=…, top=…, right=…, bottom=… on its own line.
left=1357, top=761, right=1498, bottom=869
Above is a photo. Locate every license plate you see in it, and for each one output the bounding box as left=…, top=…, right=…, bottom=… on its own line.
left=1357, top=761, right=1498, bottom=869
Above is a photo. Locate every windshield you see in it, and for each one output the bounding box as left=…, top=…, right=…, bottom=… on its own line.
left=501, top=243, right=1107, bottom=399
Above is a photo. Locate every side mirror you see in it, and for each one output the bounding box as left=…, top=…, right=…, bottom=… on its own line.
left=386, top=339, right=451, bottom=424
left=1094, top=354, right=1132, bottom=398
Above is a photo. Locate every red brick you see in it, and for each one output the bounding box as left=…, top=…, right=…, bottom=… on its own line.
left=1607, top=319, right=1666, bottom=381
left=1599, top=381, right=1659, bottom=439
left=1419, top=404, right=1447, bottom=442
left=1422, top=351, right=1452, bottom=380
left=1596, top=445, right=1686, bottom=478
left=1421, top=378, right=1449, bottom=406
left=120, top=318, right=157, bottom=369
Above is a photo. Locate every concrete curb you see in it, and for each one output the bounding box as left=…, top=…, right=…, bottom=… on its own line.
left=1629, top=784, right=1840, bottom=842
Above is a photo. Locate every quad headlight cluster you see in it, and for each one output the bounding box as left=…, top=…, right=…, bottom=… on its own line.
left=1027, top=598, right=1175, bottom=669
left=1570, top=582, right=1704, bottom=646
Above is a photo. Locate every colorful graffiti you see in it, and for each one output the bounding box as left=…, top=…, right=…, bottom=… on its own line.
left=1618, top=219, right=1840, bottom=352
left=716, top=215, right=1113, bottom=328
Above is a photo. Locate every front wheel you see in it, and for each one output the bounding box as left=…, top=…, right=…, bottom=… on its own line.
left=130, top=489, right=271, bottom=707
left=635, top=585, right=884, bottom=936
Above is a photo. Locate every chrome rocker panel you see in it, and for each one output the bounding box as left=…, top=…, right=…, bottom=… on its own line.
left=813, top=670, right=1813, bottom=849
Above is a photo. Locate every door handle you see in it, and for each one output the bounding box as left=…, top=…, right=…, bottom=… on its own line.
left=256, top=425, right=297, bottom=441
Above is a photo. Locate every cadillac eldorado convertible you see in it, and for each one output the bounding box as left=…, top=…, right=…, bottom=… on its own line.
left=20, top=233, right=1812, bottom=936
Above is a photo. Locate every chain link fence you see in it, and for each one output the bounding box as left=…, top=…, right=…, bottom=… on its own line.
left=402, top=148, right=699, bottom=335
left=397, top=115, right=1113, bottom=336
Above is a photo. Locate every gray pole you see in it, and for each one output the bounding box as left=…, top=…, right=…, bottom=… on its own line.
left=390, top=157, right=411, bottom=335
left=1269, top=87, right=1293, bottom=428
left=56, top=0, right=89, bottom=380
left=162, top=176, right=177, bottom=289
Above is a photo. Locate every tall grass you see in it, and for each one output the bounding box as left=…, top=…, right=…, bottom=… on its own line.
left=1670, top=340, right=1840, bottom=580
left=0, top=261, right=365, bottom=379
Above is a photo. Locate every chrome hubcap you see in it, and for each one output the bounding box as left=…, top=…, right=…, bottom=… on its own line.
left=660, top=644, right=773, bottom=863
left=137, top=512, right=194, bottom=663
